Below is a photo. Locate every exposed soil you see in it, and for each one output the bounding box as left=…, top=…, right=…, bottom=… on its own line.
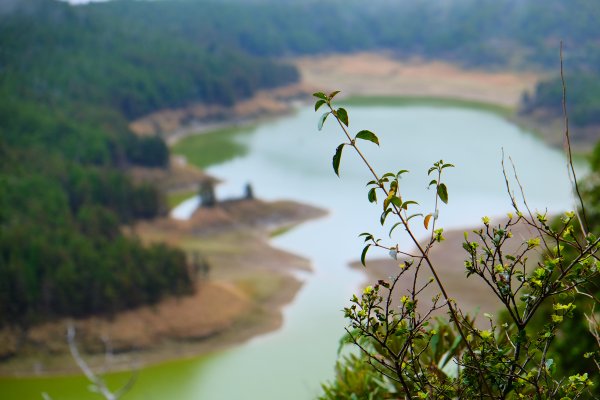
left=129, top=83, right=317, bottom=144
left=294, top=52, right=540, bottom=107
left=0, top=199, right=326, bottom=376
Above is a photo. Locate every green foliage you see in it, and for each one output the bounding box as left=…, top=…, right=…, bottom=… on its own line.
left=315, top=94, right=599, bottom=399
left=0, top=160, right=194, bottom=327
left=523, top=73, right=600, bottom=126
left=171, top=126, right=251, bottom=169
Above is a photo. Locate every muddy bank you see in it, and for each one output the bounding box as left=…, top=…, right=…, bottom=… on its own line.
left=129, top=83, right=316, bottom=145
left=0, top=199, right=326, bottom=377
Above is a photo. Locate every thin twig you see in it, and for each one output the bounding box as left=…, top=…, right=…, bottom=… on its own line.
left=560, top=41, right=589, bottom=234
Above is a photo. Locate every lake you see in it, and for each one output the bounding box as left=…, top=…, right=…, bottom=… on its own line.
left=0, top=104, right=577, bottom=399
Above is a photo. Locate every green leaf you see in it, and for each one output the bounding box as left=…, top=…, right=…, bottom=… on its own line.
left=368, top=187, right=377, bottom=203
left=389, top=222, right=403, bottom=237
left=332, top=144, right=345, bottom=176
left=336, top=107, right=349, bottom=127
left=314, top=99, right=326, bottom=111
left=313, top=92, right=327, bottom=100
left=355, top=130, right=380, bottom=146
left=380, top=209, right=392, bottom=225
left=402, top=200, right=418, bottom=210
left=406, top=213, right=423, bottom=222
left=361, top=244, right=371, bottom=267
left=390, top=196, right=402, bottom=208
left=359, top=232, right=373, bottom=242
left=396, top=169, right=409, bottom=178
left=428, top=179, right=437, bottom=187
left=318, top=111, right=330, bottom=131
left=329, top=90, right=341, bottom=100
left=437, top=183, right=449, bottom=204
left=384, top=192, right=396, bottom=211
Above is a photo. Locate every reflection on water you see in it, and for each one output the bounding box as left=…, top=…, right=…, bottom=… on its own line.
left=0, top=105, right=576, bottom=400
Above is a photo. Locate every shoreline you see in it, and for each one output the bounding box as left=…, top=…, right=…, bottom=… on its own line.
left=165, top=53, right=587, bottom=157
left=0, top=200, right=327, bottom=377
left=1, top=52, right=577, bottom=378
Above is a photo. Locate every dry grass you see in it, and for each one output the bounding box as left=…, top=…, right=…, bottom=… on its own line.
left=294, top=52, right=540, bottom=108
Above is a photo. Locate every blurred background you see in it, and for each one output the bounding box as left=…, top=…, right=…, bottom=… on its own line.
left=1, top=0, right=599, bottom=399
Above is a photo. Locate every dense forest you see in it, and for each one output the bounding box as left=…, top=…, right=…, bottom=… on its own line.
left=2, top=0, right=600, bottom=328
left=0, top=0, right=298, bottom=328
left=85, top=0, right=600, bottom=126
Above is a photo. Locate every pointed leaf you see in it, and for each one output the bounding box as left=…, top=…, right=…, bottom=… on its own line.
left=318, top=111, right=330, bottom=131
left=332, top=144, right=345, bottom=177
left=359, top=232, right=373, bottom=242
left=402, top=200, right=418, bottom=210
left=368, top=187, right=377, bottom=203
left=336, top=107, right=349, bottom=127
left=406, top=213, right=423, bottom=222
left=389, top=222, right=403, bottom=237
left=329, top=90, right=341, bottom=100
left=380, top=209, right=392, bottom=225
left=361, top=244, right=371, bottom=267
left=313, top=92, right=327, bottom=100
left=424, top=214, right=433, bottom=230
left=396, top=169, right=409, bottom=178
left=428, top=179, right=438, bottom=187
left=355, top=130, right=380, bottom=146
left=437, top=183, right=449, bottom=204
left=314, top=99, right=326, bottom=111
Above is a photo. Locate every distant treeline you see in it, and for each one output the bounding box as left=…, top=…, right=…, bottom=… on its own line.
left=86, top=0, right=600, bottom=126
left=523, top=74, right=600, bottom=127
left=86, top=0, right=600, bottom=69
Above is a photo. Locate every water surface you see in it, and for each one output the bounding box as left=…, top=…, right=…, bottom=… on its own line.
left=0, top=105, right=576, bottom=400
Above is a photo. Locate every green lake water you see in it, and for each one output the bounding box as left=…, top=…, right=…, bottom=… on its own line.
left=0, top=104, right=577, bottom=400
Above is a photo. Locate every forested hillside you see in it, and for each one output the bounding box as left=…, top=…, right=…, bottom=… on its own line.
left=3, top=0, right=599, bottom=328
left=90, top=0, right=600, bottom=128
left=0, top=0, right=298, bottom=328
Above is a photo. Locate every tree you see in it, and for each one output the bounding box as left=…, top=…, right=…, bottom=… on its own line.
left=314, top=89, right=598, bottom=399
